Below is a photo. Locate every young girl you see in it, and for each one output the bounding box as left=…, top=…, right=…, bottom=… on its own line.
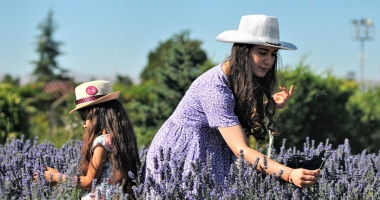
left=43, top=80, right=140, bottom=199
left=145, top=15, right=320, bottom=188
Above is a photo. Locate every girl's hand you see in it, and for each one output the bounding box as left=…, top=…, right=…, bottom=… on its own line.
left=45, top=167, right=59, bottom=184
left=273, top=85, right=294, bottom=109
left=33, top=165, right=48, bottom=182
left=45, top=167, right=59, bottom=173
left=288, top=168, right=321, bottom=188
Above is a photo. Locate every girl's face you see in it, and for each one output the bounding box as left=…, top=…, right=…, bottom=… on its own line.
left=249, top=45, right=278, bottom=77
left=78, top=107, right=106, bottom=134
left=78, top=108, right=91, bottom=128
left=83, top=119, right=91, bottom=129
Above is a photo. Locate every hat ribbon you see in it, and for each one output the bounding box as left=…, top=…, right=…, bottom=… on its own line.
left=75, top=94, right=106, bottom=105
left=265, top=41, right=281, bottom=46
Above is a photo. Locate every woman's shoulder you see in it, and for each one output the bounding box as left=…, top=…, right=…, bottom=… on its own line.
left=202, top=63, right=226, bottom=77
left=192, top=63, right=229, bottom=88
left=92, top=134, right=112, bottom=152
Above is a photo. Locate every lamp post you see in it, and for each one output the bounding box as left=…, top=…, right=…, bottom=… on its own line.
left=351, top=18, right=375, bottom=92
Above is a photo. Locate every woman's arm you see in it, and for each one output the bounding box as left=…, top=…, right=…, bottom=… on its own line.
left=44, top=146, right=109, bottom=190
left=218, top=125, right=320, bottom=188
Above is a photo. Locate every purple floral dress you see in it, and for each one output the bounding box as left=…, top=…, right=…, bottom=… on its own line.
left=145, top=63, right=240, bottom=183
left=81, top=134, right=112, bottom=200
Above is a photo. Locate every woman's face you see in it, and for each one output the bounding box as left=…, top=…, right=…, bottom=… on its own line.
left=249, top=45, right=278, bottom=77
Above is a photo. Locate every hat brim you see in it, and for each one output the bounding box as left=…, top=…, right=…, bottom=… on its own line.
left=69, top=91, right=120, bottom=114
left=216, top=30, right=297, bottom=50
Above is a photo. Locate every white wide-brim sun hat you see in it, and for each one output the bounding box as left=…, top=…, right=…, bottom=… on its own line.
left=69, top=80, right=120, bottom=114
left=216, top=14, right=297, bottom=50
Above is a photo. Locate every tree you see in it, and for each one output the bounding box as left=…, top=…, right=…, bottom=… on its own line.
left=0, top=83, right=33, bottom=143
left=273, top=60, right=359, bottom=152
left=31, top=10, right=68, bottom=82
left=1, top=74, right=20, bottom=86
left=125, top=31, right=214, bottom=147
left=151, top=31, right=208, bottom=123
left=345, top=87, right=380, bottom=153
left=140, top=38, right=173, bottom=82
left=116, top=74, right=134, bottom=86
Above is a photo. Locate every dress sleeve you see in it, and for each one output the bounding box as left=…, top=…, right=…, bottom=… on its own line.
left=199, top=82, right=240, bottom=128
left=92, top=134, right=113, bottom=152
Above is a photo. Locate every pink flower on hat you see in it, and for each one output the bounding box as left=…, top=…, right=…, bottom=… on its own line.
left=86, top=86, right=98, bottom=95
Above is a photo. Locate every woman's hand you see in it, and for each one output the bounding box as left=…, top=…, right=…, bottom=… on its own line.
left=288, top=168, right=321, bottom=188
left=273, top=85, right=294, bottom=109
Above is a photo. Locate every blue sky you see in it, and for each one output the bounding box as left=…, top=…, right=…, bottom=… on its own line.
left=0, top=1, right=379, bottom=84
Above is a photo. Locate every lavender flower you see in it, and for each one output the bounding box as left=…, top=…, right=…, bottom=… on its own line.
left=263, top=155, right=268, bottom=169
left=1, top=136, right=380, bottom=199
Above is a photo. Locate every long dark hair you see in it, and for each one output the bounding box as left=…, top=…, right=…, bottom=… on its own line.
left=78, top=99, right=140, bottom=195
left=227, top=43, right=279, bottom=141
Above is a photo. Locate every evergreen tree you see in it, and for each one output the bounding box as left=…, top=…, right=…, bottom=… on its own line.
left=116, top=74, right=134, bottom=86
left=31, top=10, right=68, bottom=82
left=140, top=39, right=173, bottom=82
left=1, top=74, right=20, bottom=86
left=151, top=31, right=208, bottom=124
left=127, top=31, right=213, bottom=146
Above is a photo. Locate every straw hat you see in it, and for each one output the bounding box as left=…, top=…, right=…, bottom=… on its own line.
left=216, top=14, right=297, bottom=50
left=69, top=80, right=120, bottom=114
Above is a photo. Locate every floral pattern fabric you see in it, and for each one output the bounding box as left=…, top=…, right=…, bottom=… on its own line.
left=81, top=134, right=112, bottom=200
left=145, top=63, right=240, bottom=183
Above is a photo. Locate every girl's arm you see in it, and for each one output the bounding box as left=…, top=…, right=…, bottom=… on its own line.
left=77, top=145, right=109, bottom=189
left=218, top=125, right=320, bottom=188
left=45, top=145, right=109, bottom=190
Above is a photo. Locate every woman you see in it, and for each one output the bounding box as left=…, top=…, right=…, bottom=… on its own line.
left=145, top=14, right=320, bottom=188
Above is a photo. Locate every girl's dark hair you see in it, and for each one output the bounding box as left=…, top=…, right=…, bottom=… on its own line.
left=227, top=43, right=279, bottom=140
left=78, top=99, right=140, bottom=195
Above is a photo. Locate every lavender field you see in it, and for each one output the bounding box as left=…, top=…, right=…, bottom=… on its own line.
left=0, top=136, right=379, bottom=199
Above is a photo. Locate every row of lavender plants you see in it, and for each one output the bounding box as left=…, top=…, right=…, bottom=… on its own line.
left=0, top=135, right=379, bottom=199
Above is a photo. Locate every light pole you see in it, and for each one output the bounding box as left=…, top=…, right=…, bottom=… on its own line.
left=351, top=18, right=375, bottom=92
